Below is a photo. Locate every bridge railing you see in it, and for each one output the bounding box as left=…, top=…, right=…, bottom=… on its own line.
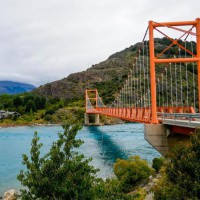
left=158, top=112, right=200, bottom=122
left=95, top=107, right=152, bottom=123
left=157, top=106, right=195, bottom=114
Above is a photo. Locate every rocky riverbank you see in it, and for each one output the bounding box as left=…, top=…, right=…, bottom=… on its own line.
left=0, top=122, right=61, bottom=128
left=1, top=189, right=18, bottom=200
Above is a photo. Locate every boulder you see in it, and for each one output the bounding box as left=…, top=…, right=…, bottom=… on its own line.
left=3, top=189, right=17, bottom=200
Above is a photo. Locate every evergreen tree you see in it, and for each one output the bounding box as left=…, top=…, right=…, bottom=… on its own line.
left=25, top=100, right=37, bottom=113
left=13, top=96, right=22, bottom=108
left=17, top=119, right=100, bottom=200
left=35, top=97, right=46, bottom=109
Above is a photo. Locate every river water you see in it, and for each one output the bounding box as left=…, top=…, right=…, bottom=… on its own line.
left=0, top=123, right=160, bottom=195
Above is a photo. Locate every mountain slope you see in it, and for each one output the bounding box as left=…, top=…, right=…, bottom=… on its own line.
left=33, top=57, right=131, bottom=103
left=32, top=38, right=197, bottom=105
left=0, top=81, right=36, bottom=95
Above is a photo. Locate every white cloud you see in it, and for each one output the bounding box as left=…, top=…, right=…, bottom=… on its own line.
left=0, top=0, right=199, bottom=86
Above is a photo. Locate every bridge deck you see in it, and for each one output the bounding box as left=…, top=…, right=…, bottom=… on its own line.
left=161, top=118, right=200, bottom=128
left=159, top=113, right=200, bottom=128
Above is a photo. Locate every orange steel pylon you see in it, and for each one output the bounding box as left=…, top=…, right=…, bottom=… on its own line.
left=85, top=89, right=102, bottom=114
left=149, top=18, right=200, bottom=124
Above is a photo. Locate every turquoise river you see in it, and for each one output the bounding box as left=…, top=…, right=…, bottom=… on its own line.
left=0, top=123, right=160, bottom=196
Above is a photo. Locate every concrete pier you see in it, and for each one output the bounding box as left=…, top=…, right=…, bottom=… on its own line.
left=144, top=124, right=190, bottom=155
left=84, top=113, right=100, bottom=126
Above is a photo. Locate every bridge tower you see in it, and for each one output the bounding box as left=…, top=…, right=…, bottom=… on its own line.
left=84, top=89, right=100, bottom=126
left=149, top=18, right=200, bottom=124
left=145, top=18, right=200, bottom=154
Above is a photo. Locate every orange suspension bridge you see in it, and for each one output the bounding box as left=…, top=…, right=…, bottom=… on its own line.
left=85, top=19, right=200, bottom=154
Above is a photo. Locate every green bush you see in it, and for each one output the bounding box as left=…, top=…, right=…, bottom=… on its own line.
left=43, top=114, right=52, bottom=122
left=154, top=128, right=200, bottom=199
left=114, top=156, right=153, bottom=192
left=152, top=157, right=164, bottom=172
left=154, top=171, right=185, bottom=200
left=95, top=178, right=145, bottom=200
left=95, top=178, right=127, bottom=200
left=45, top=109, right=55, bottom=115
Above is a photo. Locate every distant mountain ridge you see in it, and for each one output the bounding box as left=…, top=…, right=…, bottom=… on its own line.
left=0, top=81, right=36, bottom=94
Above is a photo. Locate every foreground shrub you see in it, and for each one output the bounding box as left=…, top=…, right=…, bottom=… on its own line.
left=154, top=128, right=200, bottom=199
left=95, top=178, right=130, bottom=200
left=114, top=156, right=153, bottom=192
left=152, top=157, right=164, bottom=172
left=153, top=168, right=185, bottom=200
left=95, top=178, right=146, bottom=200
left=43, top=114, right=52, bottom=122
left=17, top=119, right=100, bottom=199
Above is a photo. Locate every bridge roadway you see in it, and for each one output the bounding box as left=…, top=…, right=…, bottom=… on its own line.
left=159, top=113, right=200, bottom=129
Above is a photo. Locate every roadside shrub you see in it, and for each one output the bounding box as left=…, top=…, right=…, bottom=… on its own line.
left=154, top=170, right=185, bottom=200
left=95, top=178, right=127, bottom=200
left=40, top=111, right=45, bottom=119
left=11, top=114, right=19, bottom=121
left=17, top=106, right=26, bottom=115
left=43, top=114, right=52, bottom=122
left=95, top=178, right=145, bottom=200
left=114, top=156, right=153, bottom=192
left=58, top=101, right=64, bottom=108
left=152, top=157, right=164, bottom=172
left=45, top=109, right=55, bottom=115
left=154, top=128, right=200, bottom=199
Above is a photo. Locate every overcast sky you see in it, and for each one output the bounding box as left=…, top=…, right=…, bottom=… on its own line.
left=0, top=0, right=199, bottom=86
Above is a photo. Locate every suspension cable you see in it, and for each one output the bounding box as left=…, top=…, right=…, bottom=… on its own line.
left=142, top=42, right=146, bottom=107
left=190, top=38, right=196, bottom=110
left=136, top=58, right=139, bottom=107
left=133, top=64, right=136, bottom=107
left=139, top=49, right=142, bottom=108
left=184, top=41, right=189, bottom=107
left=170, top=63, right=173, bottom=107
left=146, top=40, right=150, bottom=108
left=158, top=78, right=160, bottom=107
left=179, top=48, right=183, bottom=106
left=174, top=60, right=178, bottom=107
left=166, top=66, right=168, bottom=107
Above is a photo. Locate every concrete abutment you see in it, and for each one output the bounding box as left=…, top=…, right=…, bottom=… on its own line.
left=84, top=113, right=100, bottom=126
left=144, top=124, right=190, bottom=155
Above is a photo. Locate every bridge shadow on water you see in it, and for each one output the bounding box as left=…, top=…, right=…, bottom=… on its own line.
left=86, top=126, right=128, bottom=164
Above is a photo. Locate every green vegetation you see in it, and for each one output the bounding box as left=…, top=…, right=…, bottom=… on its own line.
left=0, top=37, right=198, bottom=127
left=114, top=156, right=153, bottom=192
left=153, top=128, right=200, bottom=199
left=0, top=93, right=84, bottom=126
left=17, top=114, right=153, bottom=199
left=17, top=118, right=101, bottom=199
left=3, top=37, right=200, bottom=198
left=152, top=157, right=164, bottom=172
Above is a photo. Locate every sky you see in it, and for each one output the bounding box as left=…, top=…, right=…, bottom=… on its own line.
left=0, top=0, right=200, bottom=86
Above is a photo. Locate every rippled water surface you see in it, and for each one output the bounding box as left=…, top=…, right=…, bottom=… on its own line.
left=0, top=123, right=160, bottom=195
